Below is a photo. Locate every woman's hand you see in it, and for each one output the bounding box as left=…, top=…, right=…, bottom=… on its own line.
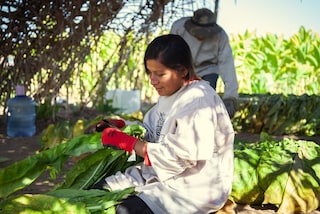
left=102, top=128, right=138, bottom=153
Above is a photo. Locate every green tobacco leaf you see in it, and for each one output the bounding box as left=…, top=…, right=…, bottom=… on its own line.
left=306, top=55, right=319, bottom=68
left=84, top=187, right=135, bottom=213
left=55, top=125, right=145, bottom=190
left=0, top=158, right=47, bottom=198
left=234, top=139, right=320, bottom=213
left=122, top=124, right=146, bottom=138
left=314, top=46, right=320, bottom=68
left=47, top=187, right=135, bottom=213
left=57, top=148, right=126, bottom=189
left=232, top=138, right=320, bottom=213
left=258, top=145, right=296, bottom=205
left=47, top=188, right=110, bottom=201
left=231, top=147, right=264, bottom=204
left=277, top=155, right=320, bottom=213
left=0, top=133, right=103, bottom=198
left=0, top=194, right=89, bottom=214
left=64, top=133, right=103, bottom=157
left=263, top=140, right=320, bottom=213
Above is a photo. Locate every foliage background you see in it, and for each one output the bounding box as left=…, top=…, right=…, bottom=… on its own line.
left=0, top=0, right=214, bottom=112
left=1, top=0, right=319, bottom=116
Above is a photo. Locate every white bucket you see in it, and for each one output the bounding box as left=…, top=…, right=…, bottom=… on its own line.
left=105, top=89, right=141, bottom=114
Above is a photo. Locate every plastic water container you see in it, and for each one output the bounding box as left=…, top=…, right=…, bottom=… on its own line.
left=6, top=85, right=36, bottom=137
left=105, top=89, right=141, bottom=114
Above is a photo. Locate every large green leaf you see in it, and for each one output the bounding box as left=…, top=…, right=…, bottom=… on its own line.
left=232, top=138, right=320, bottom=213
left=56, top=148, right=132, bottom=190
left=0, top=194, right=89, bottom=214
left=231, top=147, right=264, bottom=204
left=0, top=133, right=103, bottom=198
left=0, top=187, right=135, bottom=214
left=46, top=187, right=135, bottom=213
left=262, top=140, right=320, bottom=213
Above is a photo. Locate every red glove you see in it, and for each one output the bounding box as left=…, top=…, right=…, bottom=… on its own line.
left=96, top=119, right=126, bottom=132
left=102, top=128, right=137, bottom=153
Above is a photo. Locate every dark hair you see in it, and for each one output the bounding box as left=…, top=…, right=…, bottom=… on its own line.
left=144, top=34, right=196, bottom=80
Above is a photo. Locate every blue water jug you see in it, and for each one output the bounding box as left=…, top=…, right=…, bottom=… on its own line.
left=6, top=85, right=36, bottom=137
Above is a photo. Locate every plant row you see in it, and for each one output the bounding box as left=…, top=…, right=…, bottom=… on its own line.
left=233, top=93, right=320, bottom=136
left=0, top=125, right=319, bottom=213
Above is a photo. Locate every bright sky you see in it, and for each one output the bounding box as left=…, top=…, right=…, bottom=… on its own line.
left=217, top=0, right=320, bottom=37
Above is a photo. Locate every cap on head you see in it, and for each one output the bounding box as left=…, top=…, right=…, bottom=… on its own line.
left=192, top=8, right=216, bottom=26
left=184, top=8, right=222, bottom=38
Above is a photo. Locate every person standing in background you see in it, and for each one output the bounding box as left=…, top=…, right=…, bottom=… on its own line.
left=170, top=8, right=239, bottom=118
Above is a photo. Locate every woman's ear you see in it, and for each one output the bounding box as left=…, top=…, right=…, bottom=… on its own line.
left=177, top=65, right=188, bottom=79
left=182, top=67, right=189, bottom=78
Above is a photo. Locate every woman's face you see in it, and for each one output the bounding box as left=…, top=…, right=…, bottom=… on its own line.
left=146, top=59, right=187, bottom=96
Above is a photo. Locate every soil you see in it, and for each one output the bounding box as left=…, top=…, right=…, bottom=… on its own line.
left=0, top=115, right=319, bottom=214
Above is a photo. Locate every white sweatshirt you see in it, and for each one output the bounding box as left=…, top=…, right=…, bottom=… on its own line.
left=105, top=80, right=234, bottom=214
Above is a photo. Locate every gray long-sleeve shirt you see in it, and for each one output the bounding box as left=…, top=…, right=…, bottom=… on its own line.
left=170, top=17, right=238, bottom=100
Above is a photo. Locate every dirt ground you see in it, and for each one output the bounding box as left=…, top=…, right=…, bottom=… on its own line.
left=0, top=116, right=319, bottom=214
